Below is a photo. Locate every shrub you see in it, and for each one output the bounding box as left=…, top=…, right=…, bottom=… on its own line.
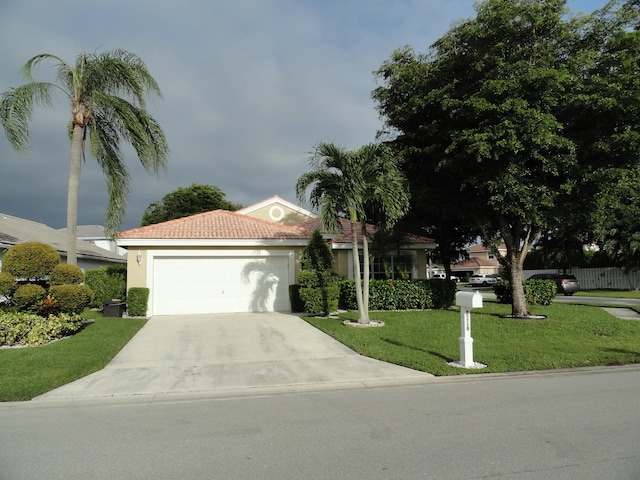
left=85, top=266, right=126, bottom=308
left=36, top=294, right=62, bottom=317
left=49, top=264, right=85, bottom=285
left=0, top=312, right=34, bottom=345
left=13, top=283, right=46, bottom=311
left=338, top=279, right=449, bottom=311
left=425, top=279, right=457, bottom=309
left=299, top=285, right=340, bottom=315
left=0, top=271, right=17, bottom=298
left=300, top=230, right=334, bottom=272
left=127, top=287, right=149, bottom=317
left=494, top=279, right=557, bottom=306
left=49, top=285, right=94, bottom=314
left=0, top=312, right=84, bottom=347
left=1, top=242, right=60, bottom=279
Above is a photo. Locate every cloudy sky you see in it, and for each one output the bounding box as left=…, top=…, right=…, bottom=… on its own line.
left=0, top=0, right=607, bottom=231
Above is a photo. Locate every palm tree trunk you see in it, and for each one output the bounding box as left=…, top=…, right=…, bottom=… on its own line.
left=66, top=125, right=84, bottom=266
left=351, top=219, right=369, bottom=324
left=361, top=221, right=370, bottom=321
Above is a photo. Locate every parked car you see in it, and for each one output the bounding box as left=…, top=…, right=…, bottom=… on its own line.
left=468, top=274, right=500, bottom=287
left=527, top=273, right=580, bottom=296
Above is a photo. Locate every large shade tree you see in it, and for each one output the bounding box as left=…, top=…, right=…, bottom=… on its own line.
left=296, top=142, right=409, bottom=324
left=141, top=183, right=241, bottom=226
left=373, top=0, right=640, bottom=317
left=0, top=49, right=169, bottom=265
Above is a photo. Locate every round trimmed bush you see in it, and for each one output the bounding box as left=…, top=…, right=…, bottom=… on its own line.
left=1, top=242, right=60, bottom=279
left=13, top=283, right=47, bottom=311
left=49, top=285, right=95, bottom=314
left=0, top=271, right=17, bottom=297
left=49, top=264, right=85, bottom=285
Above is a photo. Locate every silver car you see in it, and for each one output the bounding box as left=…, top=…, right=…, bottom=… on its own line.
left=468, top=274, right=500, bottom=287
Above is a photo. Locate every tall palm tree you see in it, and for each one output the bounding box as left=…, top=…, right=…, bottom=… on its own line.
left=296, top=142, right=409, bottom=324
left=0, top=49, right=169, bottom=265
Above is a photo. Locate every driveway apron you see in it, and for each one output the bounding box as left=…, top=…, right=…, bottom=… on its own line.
left=35, top=313, right=432, bottom=400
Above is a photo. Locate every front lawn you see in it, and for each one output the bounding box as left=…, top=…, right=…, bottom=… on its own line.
left=0, top=310, right=145, bottom=402
left=303, top=301, right=640, bottom=376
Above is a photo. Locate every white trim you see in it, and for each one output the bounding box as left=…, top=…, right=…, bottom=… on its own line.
left=236, top=196, right=317, bottom=218
left=119, top=238, right=309, bottom=248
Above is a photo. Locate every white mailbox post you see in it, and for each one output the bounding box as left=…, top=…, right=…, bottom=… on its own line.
left=449, top=290, right=486, bottom=369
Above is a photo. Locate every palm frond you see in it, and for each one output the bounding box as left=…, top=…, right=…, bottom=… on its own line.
left=0, top=82, right=55, bottom=152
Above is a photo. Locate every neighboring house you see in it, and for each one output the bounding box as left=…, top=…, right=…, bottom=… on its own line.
left=59, top=225, right=127, bottom=256
left=117, top=195, right=435, bottom=316
left=0, top=213, right=127, bottom=272
left=451, top=243, right=506, bottom=279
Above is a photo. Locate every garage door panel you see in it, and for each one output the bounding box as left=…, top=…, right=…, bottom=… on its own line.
left=152, top=256, right=290, bottom=315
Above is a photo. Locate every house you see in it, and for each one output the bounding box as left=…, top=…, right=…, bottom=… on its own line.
left=60, top=225, right=127, bottom=256
left=451, top=243, right=506, bottom=279
left=117, top=195, right=435, bottom=316
left=0, top=213, right=127, bottom=271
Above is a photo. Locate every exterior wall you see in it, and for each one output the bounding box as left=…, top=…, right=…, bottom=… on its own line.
left=245, top=205, right=314, bottom=226
left=126, top=248, right=147, bottom=289
left=332, top=250, right=351, bottom=278
left=415, top=249, right=427, bottom=279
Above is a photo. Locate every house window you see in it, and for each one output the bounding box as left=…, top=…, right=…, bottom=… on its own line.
left=371, top=255, right=414, bottom=280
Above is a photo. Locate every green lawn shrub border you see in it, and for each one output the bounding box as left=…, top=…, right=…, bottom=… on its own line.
left=338, top=278, right=456, bottom=311
left=85, top=266, right=126, bottom=308
left=494, top=279, right=557, bottom=306
left=0, top=312, right=84, bottom=347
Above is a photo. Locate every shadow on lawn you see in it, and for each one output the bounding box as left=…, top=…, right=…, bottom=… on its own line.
left=381, top=337, right=453, bottom=362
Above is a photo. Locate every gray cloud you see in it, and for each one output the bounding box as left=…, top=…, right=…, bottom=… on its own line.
left=0, top=0, right=599, bottom=230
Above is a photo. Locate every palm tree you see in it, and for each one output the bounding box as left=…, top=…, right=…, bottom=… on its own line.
left=296, top=142, right=409, bottom=324
left=0, top=49, right=169, bottom=265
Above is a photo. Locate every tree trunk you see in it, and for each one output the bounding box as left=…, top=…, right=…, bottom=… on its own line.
left=350, top=218, right=369, bottom=324
left=361, top=221, right=370, bottom=322
left=509, top=261, right=529, bottom=317
left=66, top=125, right=84, bottom=266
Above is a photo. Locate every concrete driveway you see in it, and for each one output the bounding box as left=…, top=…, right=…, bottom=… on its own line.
left=35, top=313, right=432, bottom=401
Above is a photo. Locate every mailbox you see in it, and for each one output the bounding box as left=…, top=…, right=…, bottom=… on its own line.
left=456, top=290, right=483, bottom=309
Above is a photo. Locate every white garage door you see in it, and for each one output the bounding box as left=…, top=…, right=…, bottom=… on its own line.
left=152, top=255, right=291, bottom=315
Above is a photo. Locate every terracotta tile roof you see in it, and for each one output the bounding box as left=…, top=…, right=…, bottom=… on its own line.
left=452, top=257, right=498, bottom=269
left=297, top=217, right=434, bottom=245
left=117, top=210, right=309, bottom=240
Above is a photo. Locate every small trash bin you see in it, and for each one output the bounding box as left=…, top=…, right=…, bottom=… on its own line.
left=103, top=300, right=126, bottom=317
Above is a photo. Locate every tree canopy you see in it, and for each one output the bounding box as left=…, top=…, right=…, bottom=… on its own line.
left=141, top=183, right=241, bottom=226
left=0, top=50, right=168, bottom=265
left=373, top=0, right=640, bottom=316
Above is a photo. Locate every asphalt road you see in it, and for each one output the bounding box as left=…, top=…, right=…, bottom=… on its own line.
left=1, top=366, right=639, bottom=480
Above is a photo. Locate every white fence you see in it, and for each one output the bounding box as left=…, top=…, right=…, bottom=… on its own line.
left=525, top=268, right=640, bottom=291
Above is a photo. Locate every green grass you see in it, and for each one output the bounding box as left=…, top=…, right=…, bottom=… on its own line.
left=303, top=301, right=640, bottom=376
left=0, top=310, right=146, bottom=402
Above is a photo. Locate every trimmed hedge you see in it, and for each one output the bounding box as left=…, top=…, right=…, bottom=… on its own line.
left=127, top=287, right=149, bottom=317
left=85, top=266, right=126, bottom=308
left=494, top=279, right=557, bottom=306
left=13, top=283, right=46, bottom=311
left=337, top=279, right=456, bottom=311
left=1, top=242, right=60, bottom=279
left=299, top=285, right=340, bottom=315
left=49, top=285, right=95, bottom=314
left=0, top=271, right=17, bottom=297
left=49, top=264, right=85, bottom=286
